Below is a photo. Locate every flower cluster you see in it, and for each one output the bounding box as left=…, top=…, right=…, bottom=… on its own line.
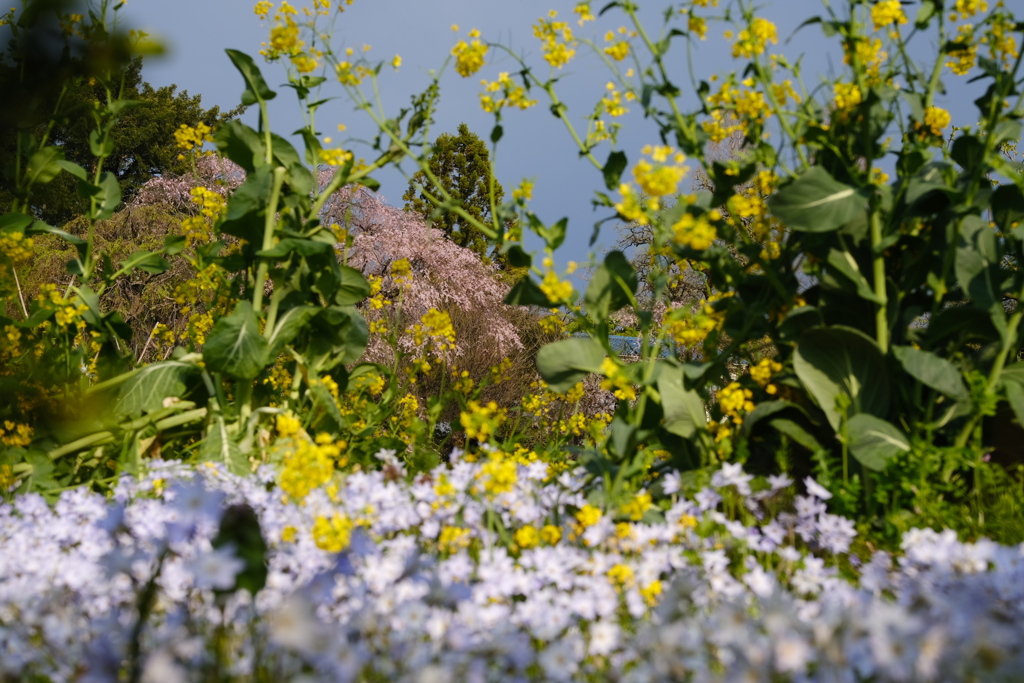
left=478, top=72, right=537, bottom=113
left=3, top=460, right=1024, bottom=681
left=533, top=11, right=577, bottom=69
left=451, top=27, right=488, bottom=77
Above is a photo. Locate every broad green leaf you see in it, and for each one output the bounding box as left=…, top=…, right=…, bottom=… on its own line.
left=768, top=166, right=866, bottom=232
left=741, top=400, right=824, bottom=451
left=1002, top=376, right=1024, bottom=428
left=113, top=360, right=198, bottom=418
left=847, top=414, right=909, bottom=471
left=56, top=159, right=87, bottom=181
left=25, top=450, right=57, bottom=491
left=308, top=306, right=368, bottom=372
left=992, top=184, right=1024, bottom=239
left=334, top=265, right=370, bottom=306
left=164, top=234, right=187, bottom=256
left=602, top=150, right=627, bottom=191
left=951, top=134, right=985, bottom=170
left=82, top=172, right=121, bottom=221
left=226, top=49, right=277, bottom=106
left=24, top=146, right=65, bottom=187
left=500, top=244, right=533, bottom=269
left=266, top=305, right=318, bottom=358
left=88, top=129, right=114, bottom=158
left=203, top=301, right=269, bottom=380
left=257, top=238, right=332, bottom=259
left=215, top=120, right=266, bottom=172
left=585, top=250, right=637, bottom=321
left=0, top=212, right=33, bottom=233
left=504, top=276, right=553, bottom=307
left=892, top=345, right=969, bottom=401
left=201, top=414, right=248, bottom=474
left=656, top=363, right=706, bottom=438
left=793, top=326, right=889, bottom=431
left=955, top=215, right=1000, bottom=308
left=536, top=337, right=605, bottom=393
left=825, top=248, right=883, bottom=304
left=107, top=99, right=145, bottom=117
left=120, top=250, right=168, bottom=275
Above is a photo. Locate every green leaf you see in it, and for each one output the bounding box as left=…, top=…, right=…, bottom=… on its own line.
left=892, top=345, right=969, bottom=401
left=88, top=129, right=114, bottom=159
left=226, top=49, right=277, bottom=106
left=107, top=99, right=146, bottom=118
left=847, top=414, right=909, bottom=471
left=24, top=146, right=65, bottom=187
left=585, top=250, right=637, bottom=321
left=164, top=234, right=187, bottom=256
left=113, top=360, right=198, bottom=418
left=951, top=134, right=986, bottom=170
left=955, top=215, right=1000, bottom=308
left=914, top=0, right=936, bottom=28
left=334, top=265, right=370, bottom=306
left=1002, top=375, right=1024, bottom=428
left=308, top=306, right=368, bottom=372
left=203, top=301, right=269, bottom=380
left=504, top=276, right=552, bottom=307
left=266, top=305, right=318, bottom=358
left=120, top=250, right=168, bottom=275
left=24, top=450, right=56, bottom=491
left=536, top=337, right=605, bottom=393
left=500, top=244, right=533, bottom=269
left=656, top=363, right=706, bottom=438
left=825, top=248, right=883, bottom=304
left=82, top=172, right=122, bottom=221
left=992, top=184, right=1024, bottom=238
left=602, top=150, right=628, bottom=191
left=256, top=238, right=332, bottom=259
left=0, top=212, right=33, bottom=234
left=768, top=166, right=866, bottom=233
left=56, top=159, right=88, bottom=181
left=215, top=120, right=266, bottom=172
left=201, top=414, right=248, bottom=474
left=793, top=326, right=889, bottom=431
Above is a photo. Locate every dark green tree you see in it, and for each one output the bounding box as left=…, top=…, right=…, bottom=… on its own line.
left=0, top=56, right=243, bottom=226
left=403, top=123, right=517, bottom=267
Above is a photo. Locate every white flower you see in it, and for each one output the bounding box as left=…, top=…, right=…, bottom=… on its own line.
left=187, top=545, right=244, bottom=590
left=803, top=476, right=832, bottom=500
left=661, top=471, right=682, bottom=495
left=539, top=639, right=580, bottom=681
left=767, top=473, right=793, bottom=491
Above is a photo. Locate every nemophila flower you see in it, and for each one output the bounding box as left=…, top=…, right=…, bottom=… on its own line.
left=711, top=462, right=753, bottom=495
left=804, top=476, right=833, bottom=500
left=871, top=0, right=908, bottom=32
left=187, top=545, right=245, bottom=589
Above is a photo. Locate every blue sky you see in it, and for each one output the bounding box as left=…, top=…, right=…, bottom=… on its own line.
left=128, top=0, right=990, bottom=280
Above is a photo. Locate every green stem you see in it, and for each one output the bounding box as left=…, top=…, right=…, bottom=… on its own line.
left=869, top=208, right=889, bottom=353
left=252, top=167, right=286, bottom=312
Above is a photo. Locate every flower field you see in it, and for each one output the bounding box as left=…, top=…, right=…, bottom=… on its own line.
left=5, top=456, right=1024, bottom=682
left=3, top=0, right=1024, bottom=679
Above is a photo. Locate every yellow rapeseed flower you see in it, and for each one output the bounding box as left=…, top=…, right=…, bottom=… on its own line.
left=871, top=0, right=907, bottom=32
